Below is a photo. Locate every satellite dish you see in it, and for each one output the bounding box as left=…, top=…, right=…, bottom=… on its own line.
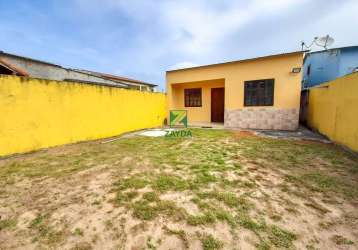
left=314, top=35, right=334, bottom=49
left=301, top=35, right=335, bottom=51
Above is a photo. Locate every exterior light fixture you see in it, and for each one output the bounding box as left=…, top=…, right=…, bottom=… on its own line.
left=291, top=67, right=301, bottom=73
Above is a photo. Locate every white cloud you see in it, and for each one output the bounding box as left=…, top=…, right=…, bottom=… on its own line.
left=159, top=0, right=307, bottom=55
left=69, top=0, right=358, bottom=90
left=74, top=0, right=308, bottom=57
left=306, top=1, right=358, bottom=48
left=6, top=0, right=357, bottom=91
left=169, top=61, right=199, bottom=70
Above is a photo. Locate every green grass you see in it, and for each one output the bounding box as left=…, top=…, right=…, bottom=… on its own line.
left=0, top=154, right=95, bottom=179
left=1, top=128, right=357, bottom=249
left=114, top=176, right=149, bottom=190
left=237, top=214, right=266, bottom=231
left=153, top=174, right=189, bottom=191
left=116, top=191, right=139, bottom=203
left=238, top=136, right=357, bottom=172
left=105, top=129, right=355, bottom=249
left=236, top=214, right=296, bottom=248
left=29, top=214, right=48, bottom=229
left=29, top=214, right=65, bottom=244
left=73, top=228, right=84, bottom=236
left=142, top=192, right=159, bottom=202
left=131, top=200, right=185, bottom=221
left=214, top=210, right=236, bottom=226
left=285, top=171, right=358, bottom=199
left=146, top=236, right=157, bottom=250
left=268, top=225, right=297, bottom=248
left=0, top=218, right=17, bottom=231
left=164, top=227, right=188, bottom=248
left=191, top=197, right=214, bottom=210
left=187, top=209, right=236, bottom=227
left=332, top=235, right=354, bottom=245
left=304, top=172, right=338, bottom=189
left=192, top=171, right=218, bottom=185
left=201, top=234, right=224, bottom=250
left=131, top=201, right=158, bottom=220
left=197, top=191, right=251, bottom=210
left=187, top=212, right=216, bottom=226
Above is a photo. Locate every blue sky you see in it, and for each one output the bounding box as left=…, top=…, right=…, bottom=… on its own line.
left=1, top=0, right=357, bottom=91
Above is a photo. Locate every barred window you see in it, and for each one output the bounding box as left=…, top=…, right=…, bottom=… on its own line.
left=244, top=79, right=274, bottom=106
left=184, top=88, right=202, bottom=107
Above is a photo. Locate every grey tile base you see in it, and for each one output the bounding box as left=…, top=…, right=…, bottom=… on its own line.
left=224, top=108, right=299, bottom=131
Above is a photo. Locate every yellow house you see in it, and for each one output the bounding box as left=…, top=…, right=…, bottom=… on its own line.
left=166, top=51, right=304, bottom=130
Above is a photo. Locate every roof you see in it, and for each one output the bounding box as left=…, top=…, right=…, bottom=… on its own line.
left=0, top=58, right=29, bottom=76
left=303, top=45, right=358, bottom=63
left=67, top=69, right=129, bottom=88
left=167, top=50, right=307, bottom=73
left=0, top=50, right=156, bottom=88
left=0, top=51, right=62, bottom=68
left=63, top=78, right=128, bottom=89
left=305, top=45, right=358, bottom=56
left=75, top=69, right=157, bottom=87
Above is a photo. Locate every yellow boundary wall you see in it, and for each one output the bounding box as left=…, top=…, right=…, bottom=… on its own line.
left=307, top=72, right=358, bottom=152
left=0, top=75, right=167, bottom=156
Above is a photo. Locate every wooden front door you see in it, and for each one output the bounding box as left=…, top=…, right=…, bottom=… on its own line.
left=211, top=88, right=225, bottom=123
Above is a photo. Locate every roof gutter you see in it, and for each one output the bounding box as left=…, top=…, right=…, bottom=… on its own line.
left=167, top=50, right=308, bottom=73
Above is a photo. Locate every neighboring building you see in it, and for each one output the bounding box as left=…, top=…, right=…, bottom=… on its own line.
left=166, top=51, right=304, bottom=130
left=302, top=46, right=358, bottom=88
left=0, top=51, right=157, bottom=91
left=75, top=69, right=157, bottom=91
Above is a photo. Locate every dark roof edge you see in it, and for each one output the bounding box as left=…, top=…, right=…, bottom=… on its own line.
left=74, top=69, right=158, bottom=87
left=63, top=78, right=129, bottom=89
left=69, top=69, right=129, bottom=88
left=104, top=75, right=158, bottom=87
left=305, top=45, right=358, bottom=56
left=167, top=50, right=308, bottom=73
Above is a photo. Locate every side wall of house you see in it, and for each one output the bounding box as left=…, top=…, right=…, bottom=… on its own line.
left=307, top=72, right=358, bottom=152
left=302, top=50, right=340, bottom=88
left=339, top=47, right=358, bottom=76
left=167, top=53, right=303, bottom=130
left=0, top=76, right=167, bottom=156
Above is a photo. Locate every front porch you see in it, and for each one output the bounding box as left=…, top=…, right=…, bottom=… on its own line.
left=168, top=78, right=225, bottom=125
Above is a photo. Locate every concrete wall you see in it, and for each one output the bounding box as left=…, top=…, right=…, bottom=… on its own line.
left=0, top=75, right=167, bottom=156
left=307, top=72, right=358, bottom=152
left=167, top=52, right=303, bottom=130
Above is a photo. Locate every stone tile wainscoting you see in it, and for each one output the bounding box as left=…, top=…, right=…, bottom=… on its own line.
left=224, top=108, right=299, bottom=131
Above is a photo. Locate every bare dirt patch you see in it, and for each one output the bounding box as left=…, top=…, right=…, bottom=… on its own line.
left=233, top=130, right=258, bottom=139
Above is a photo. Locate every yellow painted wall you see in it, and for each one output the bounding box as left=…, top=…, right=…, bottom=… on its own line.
left=0, top=75, right=166, bottom=156
left=307, top=72, right=358, bottom=152
left=166, top=53, right=303, bottom=123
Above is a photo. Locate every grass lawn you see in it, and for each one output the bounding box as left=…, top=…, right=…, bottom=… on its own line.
left=0, top=129, right=357, bottom=249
